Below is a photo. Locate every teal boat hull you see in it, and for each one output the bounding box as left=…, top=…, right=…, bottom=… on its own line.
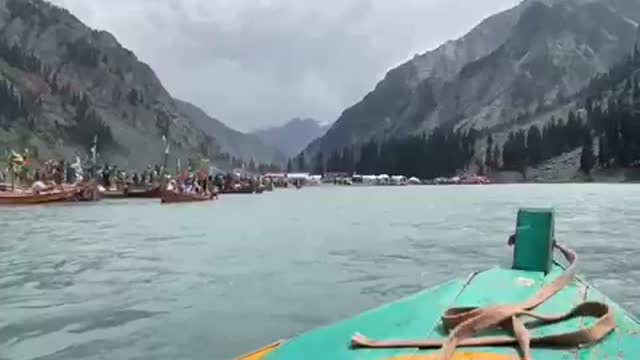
left=240, top=263, right=640, bottom=360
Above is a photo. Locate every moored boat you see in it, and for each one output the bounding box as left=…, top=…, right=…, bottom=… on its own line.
left=160, top=190, right=215, bottom=204
left=126, top=185, right=162, bottom=198
left=100, top=188, right=127, bottom=199
left=220, top=188, right=255, bottom=194
left=99, top=185, right=162, bottom=199
left=0, top=188, right=79, bottom=205
left=68, top=183, right=101, bottom=202
left=237, top=208, right=640, bottom=360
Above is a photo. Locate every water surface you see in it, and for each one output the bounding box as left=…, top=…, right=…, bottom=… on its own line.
left=1, top=184, right=639, bottom=360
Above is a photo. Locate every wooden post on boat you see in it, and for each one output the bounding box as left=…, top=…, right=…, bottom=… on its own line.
left=512, top=208, right=554, bottom=274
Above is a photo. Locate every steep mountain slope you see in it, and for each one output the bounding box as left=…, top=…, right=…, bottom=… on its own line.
left=0, top=0, right=281, bottom=169
left=251, top=118, right=328, bottom=158
left=173, top=99, right=285, bottom=164
left=0, top=0, right=207, bottom=169
left=306, top=0, right=640, bottom=159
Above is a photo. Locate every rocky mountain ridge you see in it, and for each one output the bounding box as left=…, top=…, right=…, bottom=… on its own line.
left=306, top=0, right=640, bottom=161
left=0, top=0, right=282, bottom=170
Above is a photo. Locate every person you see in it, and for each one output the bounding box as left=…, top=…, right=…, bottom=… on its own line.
left=66, top=162, right=75, bottom=184
left=31, top=180, right=49, bottom=194
left=102, top=164, right=111, bottom=188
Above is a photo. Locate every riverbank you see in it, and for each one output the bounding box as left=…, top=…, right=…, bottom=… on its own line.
left=488, top=149, right=640, bottom=183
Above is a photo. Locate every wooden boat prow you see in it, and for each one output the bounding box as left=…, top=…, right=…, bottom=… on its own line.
left=237, top=208, right=640, bottom=360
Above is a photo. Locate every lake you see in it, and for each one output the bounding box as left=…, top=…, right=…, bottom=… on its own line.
left=1, top=184, right=639, bottom=360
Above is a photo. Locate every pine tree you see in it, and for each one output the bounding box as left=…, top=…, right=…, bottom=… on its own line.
left=493, top=144, right=501, bottom=168
left=580, top=130, right=596, bottom=174
left=286, top=159, right=292, bottom=173
left=598, top=135, right=608, bottom=168
left=485, top=134, right=494, bottom=167
left=526, top=125, right=543, bottom=165
left=313, top=152, right=325, bottom=175
left=297, top=152, right=306, bottom=172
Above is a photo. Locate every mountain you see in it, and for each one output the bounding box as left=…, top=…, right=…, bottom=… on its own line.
left=250, top=118, right=329, bottom=158
left=0, top=0, right=281, bottom=170
left=306, top=0, right=640, bottom=160
left=174, top=99, right=285, bottom=164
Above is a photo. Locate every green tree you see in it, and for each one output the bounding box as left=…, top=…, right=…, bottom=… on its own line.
left=526, top=125, right=543, bottom=165
left=485, top=134, right=494, bottom=167
left=580, top=130, right=596, bottom=174
left=313, top=152, right=325, bottom=175
left=297, top=152, right=306, bottom=172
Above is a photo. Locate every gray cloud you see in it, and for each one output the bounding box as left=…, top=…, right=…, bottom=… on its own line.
left=51, top=0, right=520, bottom=131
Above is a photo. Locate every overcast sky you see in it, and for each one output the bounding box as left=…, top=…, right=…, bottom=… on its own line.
left=50, top=0, right=520, bottom=131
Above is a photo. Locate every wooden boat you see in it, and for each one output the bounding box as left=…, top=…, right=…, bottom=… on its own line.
left=160, top=190, right=215, bottom=204
left=126, top=185, right=162, bottom=198
left=100, top=188, right=127, bottom=199
left=68, top=184, right=101, bottom=202
left=99, top=186, right=162, bottom=199
left=220, top=187, right=254, bottom=194
left=0, top=188, right=78, bottom=205
left=237, top=208, right=640, bottom=360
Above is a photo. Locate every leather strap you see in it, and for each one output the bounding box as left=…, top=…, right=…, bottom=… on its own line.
left=350, top=242, right=616, bottom=360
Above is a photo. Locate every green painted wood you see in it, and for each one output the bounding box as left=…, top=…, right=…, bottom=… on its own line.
left=576, top=281, right=640, bottom=359
left=512, top=208, right=554, bottom=273
left=406, top=265, right=570, bottom=359
left=264, top=279, right=467, bottom=360
left=258, top=263, right=640, bottom=360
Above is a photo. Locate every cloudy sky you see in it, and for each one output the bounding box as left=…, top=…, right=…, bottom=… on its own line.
left=50, top=0, right=520, bottom=131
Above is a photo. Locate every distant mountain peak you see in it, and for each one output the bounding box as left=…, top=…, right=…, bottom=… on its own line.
left=251, top=117, right=329, bottom=157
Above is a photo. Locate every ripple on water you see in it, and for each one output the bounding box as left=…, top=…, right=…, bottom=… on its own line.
left=2, top=185, right=640, bottom=360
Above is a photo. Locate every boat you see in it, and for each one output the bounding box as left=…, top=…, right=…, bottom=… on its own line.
left=68, top=183, right=101, bottom=202
left=220, top=188, right=255, bottom=194
left=100, top=188, right=127, bottom=199
left=126, top=185, right=162, bottom=198
left=99, top=185, right=162, bottom=199
left=0, top=188, right=79, bottom=205
left=236, top=208, right=640, bottom=360
left=160, top=190, right=215, bottom=204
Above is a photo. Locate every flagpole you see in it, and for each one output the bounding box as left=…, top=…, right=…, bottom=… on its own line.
left=162, top=138, right=169, bottom=176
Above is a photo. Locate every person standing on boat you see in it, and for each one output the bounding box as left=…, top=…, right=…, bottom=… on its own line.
left=102, top=164, right=111, bottom=188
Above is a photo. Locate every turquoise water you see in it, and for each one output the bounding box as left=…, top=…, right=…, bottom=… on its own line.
left=1, top=184, right=639, bottom=360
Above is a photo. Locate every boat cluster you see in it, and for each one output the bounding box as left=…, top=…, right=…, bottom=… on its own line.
left=0, top=154, right=297, bottom=205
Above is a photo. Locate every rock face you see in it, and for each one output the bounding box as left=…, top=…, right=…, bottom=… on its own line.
left=0, top=0, right=282, bottom=169
left=251, top=118, right=329, bottom=158
left=174, top=99, right=285, bottom=164
left=306, top=0, right=640, bottom=159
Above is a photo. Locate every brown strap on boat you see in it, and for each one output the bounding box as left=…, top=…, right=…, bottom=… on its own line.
left=350, top=242, right=616, bottom=360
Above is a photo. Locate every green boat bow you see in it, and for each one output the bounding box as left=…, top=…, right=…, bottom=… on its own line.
left=237, top=209, right=640, bottom=360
